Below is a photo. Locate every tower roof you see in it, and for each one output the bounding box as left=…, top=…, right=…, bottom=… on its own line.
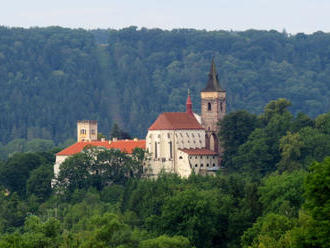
left=201, top=58, right=225, bottom=92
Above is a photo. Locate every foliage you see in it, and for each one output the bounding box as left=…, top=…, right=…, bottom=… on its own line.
left=55, top=147, right=144, bottom=195
left=1, top=27, right=330, bottom=145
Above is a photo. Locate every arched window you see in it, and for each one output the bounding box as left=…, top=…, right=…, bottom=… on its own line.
left=208, top=102, right=212, bottom=111
left=220, top=102, right=223, bottom=112
left=210, top=134, right=215, bottom=151
left=207, top=164, right=209, bottom=167
left=195, top=164, right=198, bottom=167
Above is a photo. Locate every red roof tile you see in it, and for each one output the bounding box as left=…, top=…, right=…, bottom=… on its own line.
left=57, top=140, right=146, bottom=156
left=148, top=112, right=203, bottom=130
left=179, top=148, right=218, bottom=155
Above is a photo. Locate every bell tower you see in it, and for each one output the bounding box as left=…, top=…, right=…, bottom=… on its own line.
left=201, top=59, right=226, bottom=153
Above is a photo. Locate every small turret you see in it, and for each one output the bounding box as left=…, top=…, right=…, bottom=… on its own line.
left=186, top=89, right=193, bottom=115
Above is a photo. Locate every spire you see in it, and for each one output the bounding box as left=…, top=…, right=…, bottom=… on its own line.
left=186, top=89, right=193, bottom=115
left=202, top=58, right=225, bottom=92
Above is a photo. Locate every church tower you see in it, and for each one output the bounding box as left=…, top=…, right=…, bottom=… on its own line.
left=201, top=59, right=226, bottom=154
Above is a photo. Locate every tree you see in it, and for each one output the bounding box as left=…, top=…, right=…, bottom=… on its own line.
left=218, top=110, right=258, bottom=169
left=26, top=164, right=53, bottom=201
left=303, top=157, right=330, bottom=247
left=56, top=147, right=143, bottom=194
left=154, top=189, right=220, bottom=248
left=241, top=213, right=296, bottom=248
left=277, top=132, right=304, bottom=172
left=110, top=123, right=131, bottom=140
left=139, top=235, right=193, bottom=248
left=0, top=153, right=42, bottom=196
left=258, top=170, right=306, bottom=217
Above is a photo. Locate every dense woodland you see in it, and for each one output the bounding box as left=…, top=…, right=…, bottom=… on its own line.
left=0, top=26, right=330, bottom=149
left=0, top=99, right=329, bottom=248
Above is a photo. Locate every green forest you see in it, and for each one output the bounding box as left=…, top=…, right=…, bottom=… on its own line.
left=0, top=26, right=330, bottom=150
left=0, top=99, right=329, bottom=248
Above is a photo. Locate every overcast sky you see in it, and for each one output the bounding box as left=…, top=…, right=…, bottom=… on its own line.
left=1, top=0, right=329, bottom=34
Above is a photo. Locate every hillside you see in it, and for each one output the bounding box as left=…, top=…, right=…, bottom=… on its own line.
left=0, top=26, right=330, bottom=144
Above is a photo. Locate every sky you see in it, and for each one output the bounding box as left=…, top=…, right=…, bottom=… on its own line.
left=1, top=0, right=330, bottom=34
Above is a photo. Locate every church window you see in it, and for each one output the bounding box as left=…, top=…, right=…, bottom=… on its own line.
left=208, top=102, right=212, bottom=111
left=169, top=141, right=173, bottom=159
left=155, top=142, right=158, bottom=158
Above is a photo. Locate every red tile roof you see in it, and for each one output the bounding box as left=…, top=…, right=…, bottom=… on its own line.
left=179, top=148, right=218, bottom=155
left=148, top=112, right=203, bottom=130
left=57, top=140, right=146, bottom=156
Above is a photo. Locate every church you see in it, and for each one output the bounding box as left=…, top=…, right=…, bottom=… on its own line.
left=146, top=59, right=226, bottom=177
left=53, top=59, right=226, bottom=178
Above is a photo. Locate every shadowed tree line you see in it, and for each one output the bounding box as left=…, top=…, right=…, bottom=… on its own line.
left=1, top=26, right=330, bottom=146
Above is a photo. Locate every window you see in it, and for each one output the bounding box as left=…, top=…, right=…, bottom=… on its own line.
left=80, top=129, right=86, bottom=135
left=201, top=164, right=204, bottom=167
left=213, top=163, right=216, bottom=167
left=186, top=133, right=189, bottom=137
left=192, top=133, right=194, bottom=138
left=207, top=164, right=209, bottom=167
left=208, top=102, right=212, bottom=111
left=169, top=141, right=173, bottom=159
left=179, top=156, right=183, bottom=159
left=155, top=142, right=158, bottom=158
left=220, top=102, right=223, bottom=112
left=195, top=156, right=197, bottom=159
left=198, top=133, right=200, bottom=138
left=195, top=164, right=198, bottom=167
left=167, top=133, right=170, bottom=139
left=158, top=134, right=161, bottom=138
